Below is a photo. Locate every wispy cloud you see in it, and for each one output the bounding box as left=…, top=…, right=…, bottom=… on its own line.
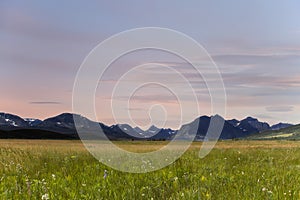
left=266, top=106, right=294, bottom=112
left=127, top=108, right=146, bottom=111
left=29, top=101, right=62, bottom=105
left=111, top=95, right=179, bottom=104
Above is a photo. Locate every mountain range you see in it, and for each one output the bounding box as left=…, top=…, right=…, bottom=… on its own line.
left=0, top=112, right=295, bottom=140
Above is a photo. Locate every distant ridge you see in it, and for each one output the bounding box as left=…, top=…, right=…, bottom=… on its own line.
left=271, top=123, right=293, bottom=130
left=0, top=112, right=295, bottom=140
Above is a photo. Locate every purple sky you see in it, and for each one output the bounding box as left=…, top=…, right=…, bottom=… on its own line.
left=1, top=1, right=300, bottom=128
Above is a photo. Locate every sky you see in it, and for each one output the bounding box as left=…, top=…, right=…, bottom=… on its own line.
left=1, top=0, right=300, bottom=129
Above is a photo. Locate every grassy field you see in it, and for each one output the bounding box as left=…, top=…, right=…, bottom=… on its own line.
left=1, top=140, right=300, bottom=199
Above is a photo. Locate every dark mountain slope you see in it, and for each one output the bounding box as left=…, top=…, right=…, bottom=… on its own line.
left=248, top=124, right=300, bottom=140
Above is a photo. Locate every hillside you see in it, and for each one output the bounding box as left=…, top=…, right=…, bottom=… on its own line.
left=0, top=129, right=77, bottom=139
left=248, top=124, right=300, bottom=140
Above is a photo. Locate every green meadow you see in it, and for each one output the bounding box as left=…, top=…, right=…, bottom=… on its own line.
left=1, top=140, right=300, bottom=199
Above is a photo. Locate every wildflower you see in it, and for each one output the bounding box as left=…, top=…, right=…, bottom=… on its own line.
left=206, top=192, right=210, bottom=198
left=262, top=187, right=267, bottom=192
left=42, top=179, right=47, bottom=185
left=52, top=174, right=56, bottom=180
left=26, top=179, right=31, bottom=196
left=104, top=170, right=108, bottom=179
left=41, top=193, right=49, bottom=200
left=82, top=183, right=86, bottom=187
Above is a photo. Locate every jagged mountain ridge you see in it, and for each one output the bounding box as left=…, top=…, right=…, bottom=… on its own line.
left=0, top=112, right=176, bottom=140
left=0, top=113, right=29, bottom=129
left=175, top=115, right=275, bottom=140
left=0, top=112, right=294, bottom=140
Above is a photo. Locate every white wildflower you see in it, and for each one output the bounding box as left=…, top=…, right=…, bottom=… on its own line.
left=41, top=193, right=49, bottom=200
left=104, top=170, right=108, bottom=179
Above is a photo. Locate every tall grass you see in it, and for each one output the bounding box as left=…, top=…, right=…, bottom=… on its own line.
left=0, top=140, right=300, bottom=199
